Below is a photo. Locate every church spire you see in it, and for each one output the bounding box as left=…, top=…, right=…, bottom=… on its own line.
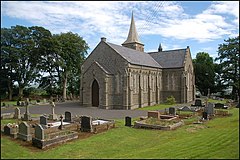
left=158, top=43, right=163, bottom=52
left=122, top=12, right=144, bottom=52
left=123, top=12, right=140, bottom=44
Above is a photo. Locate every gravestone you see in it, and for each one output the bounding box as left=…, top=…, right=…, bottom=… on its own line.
left=80, top=116, right=93, bottom=132
left=147, top=111, right=160, bottom=119
left=64, top=111, right=72, bottom=122
left=43, top=99, right=47, bottom=104
left=40, top=116, right=47, bottom=125
left=169, top=107, right=176, bottom=116
left=205, top=103, right=214, bottom=115
left=4, top=125, right=11, bottom=135
left=215, top=103, right=224, bottom=109
left=35, top=124, right=44, bottom=140
left=202, top=112, right=208, bottom=120
left=49, top=101, right=58, bottom=120
left=125, top=116, right=132, bottom=126
left=22, top=101, right=31, bottom=121
left=14, top=107, right=21, bottom=119
left=195, top=99, right=202, bottom=106
left=17, top=122, right=32, bottom=141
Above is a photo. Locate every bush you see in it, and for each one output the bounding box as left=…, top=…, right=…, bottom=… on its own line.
left=36, top=99, right=40, bottom=103
left=166, top=95, right=176, bottom=105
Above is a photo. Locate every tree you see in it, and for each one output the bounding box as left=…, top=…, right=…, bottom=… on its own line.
left=193, top=52, right=216, bottom=96
left=53, top=32, right=88, bottom=101
left=215, top=36, right=239, bottom=100
left=1, top=28, right=18, bottom=100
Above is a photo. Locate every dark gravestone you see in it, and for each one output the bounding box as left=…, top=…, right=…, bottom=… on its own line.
left=4, top=125, right=11, bottom=135
left=169, top=107, right=176, bottom=116
left=215, top=103, right=224, bottom=109
left=40, top=116, right=47, bottom=125
left=80, top=116, right=92, bottom=132
left=205, top=103, right=214, bottom=115
left=64, top=111, right=72, bottom=122
left=202, top=112, right=208, bottom=120
left=195, top=99, right=202, bottom=106
left=125, top=116, right=132, bottom=126
left=35, top=124, right=44, bottom=140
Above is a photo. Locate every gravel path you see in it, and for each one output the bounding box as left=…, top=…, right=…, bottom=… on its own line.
left=1, top=101, right=148, bottom=119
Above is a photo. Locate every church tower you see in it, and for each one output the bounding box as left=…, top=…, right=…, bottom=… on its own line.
left=122, top=12, right=144, bottom=52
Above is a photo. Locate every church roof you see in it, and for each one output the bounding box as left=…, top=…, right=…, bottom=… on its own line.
left=107, top=42, right=162, bottom=68
left=148, top=49, right=187, bottom=68
left=122, top=12, right=143, bottom=45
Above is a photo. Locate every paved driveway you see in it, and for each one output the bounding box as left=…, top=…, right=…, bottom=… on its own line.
left=1, top=101, right=148, bottom=119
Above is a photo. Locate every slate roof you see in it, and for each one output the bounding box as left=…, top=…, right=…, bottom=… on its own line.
left=107, top=42, right=162, bottom=68
left=148, top=49, right=187, bottom=68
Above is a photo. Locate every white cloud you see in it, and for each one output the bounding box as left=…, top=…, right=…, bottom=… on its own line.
left=1, top=1, right=239, bottom=50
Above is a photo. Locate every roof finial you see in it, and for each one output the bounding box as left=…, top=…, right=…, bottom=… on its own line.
left=158, top=43, right=163, bottom=52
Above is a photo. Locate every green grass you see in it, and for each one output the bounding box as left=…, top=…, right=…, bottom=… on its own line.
left=137, top=103, right=175, bottom=111
left=1, top=108, right=239, bottom=159
left=208, top=99, right=227, bottom=104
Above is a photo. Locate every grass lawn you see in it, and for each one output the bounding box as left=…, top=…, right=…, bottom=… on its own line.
left=1, top=107, right=239, bottom=159
left=137, top=104, right=175, bottom=111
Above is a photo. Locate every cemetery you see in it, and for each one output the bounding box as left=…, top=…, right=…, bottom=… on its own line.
left=1, top=101, right=116, bottom=149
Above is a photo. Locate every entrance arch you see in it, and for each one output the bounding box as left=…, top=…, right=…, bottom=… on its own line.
left=92, top=79, right=99, bottom=107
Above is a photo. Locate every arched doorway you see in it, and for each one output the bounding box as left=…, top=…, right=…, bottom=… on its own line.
left=92, top=79, right=99, bottom=107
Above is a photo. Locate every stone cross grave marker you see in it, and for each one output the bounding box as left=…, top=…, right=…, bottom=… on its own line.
left=58, top=115, right=64, bottom=130
left=14, top=107, right=21, bottom=119
left=169, top=107, right=176, bottom=116
left=35, top=124, right=44, bottom=140
left=80, top=116, right=93, bottom=132
left=125, top=116, right=132, bottom=126
left=40, top=116, right=48, bottom=125
left=17, top=122, right=32, bottom=141
left=23, top=101, right=31, bottom=121
left=64, top=111, right=72, bottom=122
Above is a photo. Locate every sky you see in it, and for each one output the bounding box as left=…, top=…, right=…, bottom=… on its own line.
left=1, top=1, right=239, bottom=59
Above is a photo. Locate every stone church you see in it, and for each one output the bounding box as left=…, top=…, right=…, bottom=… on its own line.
left=80, top=13, right=195, bottom=110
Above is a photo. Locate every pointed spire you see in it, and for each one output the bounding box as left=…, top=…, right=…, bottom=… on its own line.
left=122, top=11, right=141, bottom=44
left=158, top=43, right=163, bottom=52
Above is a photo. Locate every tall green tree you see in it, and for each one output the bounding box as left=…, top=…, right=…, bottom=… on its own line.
left=1, top=28, right=19, bottom=100
left=215, top=36, right=239, bottom=100
left=193, top=52, right=216, bottom=96
left=53, top=32, right=88, bottom=101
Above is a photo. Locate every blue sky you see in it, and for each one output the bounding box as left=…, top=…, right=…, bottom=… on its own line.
left=1, top=1, right=239, bottom=59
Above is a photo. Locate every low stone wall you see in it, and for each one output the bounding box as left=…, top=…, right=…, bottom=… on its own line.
left=134, top=120, right=184, bottom=130
left=32, top=131, right=78, bottom=149
left=92, top=121, right=115, bottom=133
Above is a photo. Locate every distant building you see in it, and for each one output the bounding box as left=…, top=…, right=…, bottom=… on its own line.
left=80, top=13, right=195, bottom=109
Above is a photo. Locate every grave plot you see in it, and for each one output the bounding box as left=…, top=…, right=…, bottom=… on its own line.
left=134, top=110, right=184, bottom=130
left=80, top=116, right=115, bottom=133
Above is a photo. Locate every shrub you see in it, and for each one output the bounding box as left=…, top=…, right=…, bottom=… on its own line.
left=166, top=95, right=176, bottom=105
left=36, top=99, right=41, bottom=103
